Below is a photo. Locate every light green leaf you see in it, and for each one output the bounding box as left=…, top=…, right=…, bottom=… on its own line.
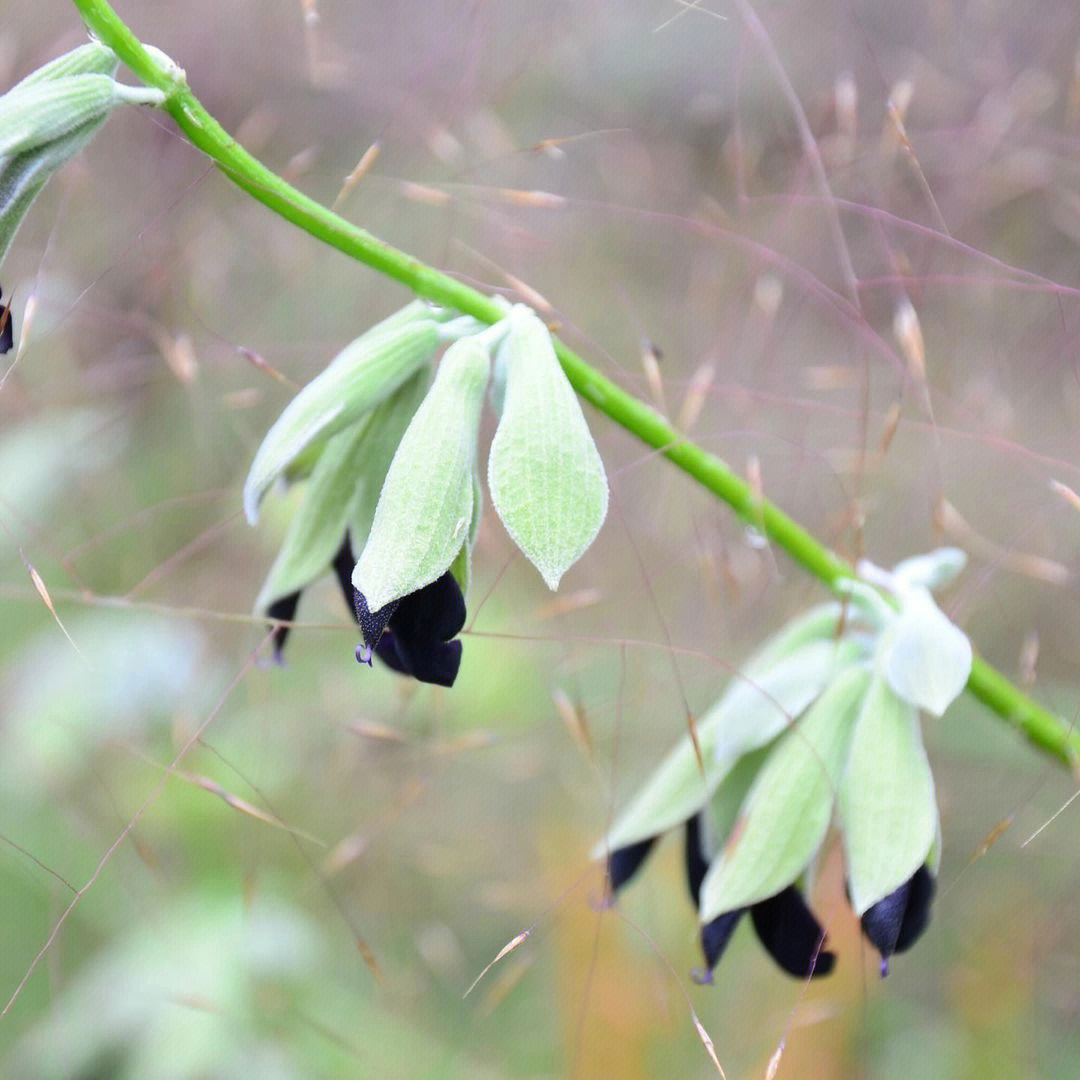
left=345, top=367, right=433, bottom=554
left=839, top=675, right=938, bottom=914
left=12, top=42, right=118, bottom=86
left=879, top=590, right=972, bottom=716
left=488, top=305, right=607, bottom=590
left=252, top=367, right=429, bottom=610
left=699, top=664, right=869, bottom=920
left=738, top=602, right=843, bottom=672
left=352, top=336, right=490, bottom=612
left=710, top=637, right=867, bottom=771
left=447, top=470, right=484, bottom=597
left=243, top=302, right=445, bottom=523
left=696, top=742, right=777, bottom=861
left=254, top=420, right=368, bottom=610
left=595, top=636, right=864, bottom=854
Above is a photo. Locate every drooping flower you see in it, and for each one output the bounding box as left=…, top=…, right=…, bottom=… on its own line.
left=606, top=813, right=834, bottom=982
left=353, top=569, right=466, bottom=688
left=858, top=865, right=936, bottom=975
left=265, top=534, right=466, bottom=687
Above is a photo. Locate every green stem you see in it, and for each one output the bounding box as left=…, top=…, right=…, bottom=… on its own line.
left=72, top=0, right=1080, bottom=770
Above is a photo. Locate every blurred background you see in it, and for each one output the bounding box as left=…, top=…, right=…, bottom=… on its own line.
left=2, top=0, right=1080, bottom=1076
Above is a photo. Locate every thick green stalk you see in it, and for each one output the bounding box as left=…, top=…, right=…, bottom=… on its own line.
left=71, top=0, right=1080, bottom=768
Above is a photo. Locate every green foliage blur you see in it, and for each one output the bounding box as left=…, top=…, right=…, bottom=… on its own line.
left=3, top=1, right=1080, bottom=1076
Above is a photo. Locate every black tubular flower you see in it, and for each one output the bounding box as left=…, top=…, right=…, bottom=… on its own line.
left=265, top=535, right=466, bottom=687
left=686, top=814, right=834, bottom=982
left=606, top=814, right=834, bottom=982
left=606, top=836, right=658, bottom=895
left=859, top=865, right=936, bottom=976
left=266, top=589, right=302, bottom=662
left=353, top=568, right=466, bottom=688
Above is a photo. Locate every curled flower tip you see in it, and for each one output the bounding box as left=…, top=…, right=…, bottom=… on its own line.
left=265, top=592, right=300, bottom=665
left=359, top=571, right=467, bottom=686
left=860, top=865, right=936, bottom=975
left=606, top=836, right=657, bottom=895
left=750, top=887, right=835, bottom=978
left=355, top=643, right=373, bottom=666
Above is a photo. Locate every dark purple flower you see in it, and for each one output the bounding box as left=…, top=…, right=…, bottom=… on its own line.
left=606, top=813, right=834, bottom=982
left=606, top=836, right=658, bottom=895
left=265, top=535, right=466, bottom=686
left=688, top=814, right=834, bottom=982
left=266, top=590, right=302, bottom=663
left=860, top=865, right=935, bottom=976
left=353, top=569, right=466, bottom=688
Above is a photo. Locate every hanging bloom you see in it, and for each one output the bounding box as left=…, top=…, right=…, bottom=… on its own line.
left=605, top=813, right=835, bottom=982
left=265, top=534, right=466, bottom=687
left=353, top=570, right=466, bottom=688
left=858, top=865, right=936, bottom=975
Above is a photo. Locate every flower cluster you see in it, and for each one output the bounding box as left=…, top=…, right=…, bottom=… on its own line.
left=598, top=550, right=969, bottom=981
left=606, top=811, right=935, bottom=981
left=247, top=302, right=607, bottom=689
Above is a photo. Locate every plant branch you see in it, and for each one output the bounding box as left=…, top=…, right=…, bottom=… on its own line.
left=72, top=0, right=1080, bottom=769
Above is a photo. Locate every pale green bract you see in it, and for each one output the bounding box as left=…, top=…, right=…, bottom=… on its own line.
left=838, top=674, right=939, bottom=915
left=0, top=74, right=162, bottom=159
left=890, top=546, right=967, bottom=593
left=488, top=305, right=607, bottom=590
left=352, top=335, right=490, bottom=612
left=10, top=42, right=118, bottom=86
left=595, top=613, right=866, bottom=855
left=242, top=303, right=448, bottom=524
left=253, top=368, right=430, bottom=611
left=596, top=549, right=966, bottom=928
left=699, top=663, right=869, bottom=920
left=0, top=46, right=163, bottom=266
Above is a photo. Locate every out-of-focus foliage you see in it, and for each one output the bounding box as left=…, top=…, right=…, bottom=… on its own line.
left=3, top=1, right=1080, bottom=1077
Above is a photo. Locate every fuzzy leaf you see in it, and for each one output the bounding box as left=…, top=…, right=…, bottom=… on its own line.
left=839, top=675, right=938, bottom=915
left=696, top=742, right=777, bottom=862
left=352, top=336, right=490, bottom=612
left=345, top=368, right=433, bottom=554
left=738, top=602, right=845, bottom=671
left=488, top=306, right=607, bottom=590
left=700, top=664, right=869, bottom=920
left=254, top=369, right=430, bottom=610
left=710, top=638, right=867, bottom=770
left=13, top=42, right=118, bottom=86
left=243, top=303, right=445, bottom=523
left=879, top=590, right=972, bottom=716
left=595, top=637, right=864, bottom=854
left=447, top=470, right=484, bottom=598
